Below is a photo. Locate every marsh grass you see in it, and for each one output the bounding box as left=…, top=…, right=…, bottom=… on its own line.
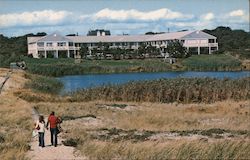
left=182, top=54, right=242, bottom=71
left=24, top=58, right=173, bottom=77
left=69, top=77, right=250, bottom=103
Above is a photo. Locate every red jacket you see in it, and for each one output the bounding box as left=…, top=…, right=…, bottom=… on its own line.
left=48, top=115, right=58, bottom=128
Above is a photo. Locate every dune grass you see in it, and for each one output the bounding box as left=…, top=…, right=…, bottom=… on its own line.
left=34, top=100, right=250, bottom=159
left=0, top=70, right=32, bottom=160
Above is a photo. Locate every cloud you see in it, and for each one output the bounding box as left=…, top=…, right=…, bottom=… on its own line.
left=94, top=8, right=193, bottom=21
left=201, top=12, right=214, bottom=21
left=217, top=9, right=249, bottom=25
left=1, top=8, right=249, bottom=37
left=229, top=9, right=244, bottom=17
left=167, top=21, right=212, bottom=30
left=0, top=10, right=72, bottom=28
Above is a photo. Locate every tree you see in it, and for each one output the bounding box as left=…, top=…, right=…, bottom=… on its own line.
left=138, top=44, right=146, bottom=55
left=79, top=45, right=89, bottom=59
left=146, top=44, right=160, bottom=58
left=166, top=40, right=189, bottom=58
left=203, top=26, right=250, bottom=52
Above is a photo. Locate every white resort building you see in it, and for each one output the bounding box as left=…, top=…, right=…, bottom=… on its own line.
left=27, top=30, right=218, bottom=58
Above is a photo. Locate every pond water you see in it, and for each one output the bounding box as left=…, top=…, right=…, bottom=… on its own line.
left=58, top=71, right=250, bottom=93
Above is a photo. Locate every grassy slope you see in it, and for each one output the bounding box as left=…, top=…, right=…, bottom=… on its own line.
left=0, top=69, right=32, bottom=160
left=23, top=54, right=244, bottom=77
left=24, top=58, right=173, bottom=77
left=182, top=54, right=242, bottom=71
left=24, top=73, right=63, bottom=94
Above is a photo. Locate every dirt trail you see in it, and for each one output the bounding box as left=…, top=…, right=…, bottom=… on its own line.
left=0, top=68, right=86, bottom=160
left=27, top=107, right=86, bottom=160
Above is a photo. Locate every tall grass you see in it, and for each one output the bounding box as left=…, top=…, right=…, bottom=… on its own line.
left=182, top=54, right=242, bottom=71
left=24, top=73, right=63, bottom=94
left=69, top=77, right=250, bottom=103
left=34, top=100, right=250, bottom=159
left=0, top=71, right=32, bottom=159
left=76, top=140, right=250, bottom=160
left=23, top=57, right=172, bottom=77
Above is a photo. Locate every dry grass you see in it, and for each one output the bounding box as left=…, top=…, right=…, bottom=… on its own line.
left=34, top=100, right=250, bottom=131
left=0, top=69, right=33, bottom=160
left=1, top=68, right=249, bottom=159
left=34, top=100, right=250, bottom=159
left=69, top=78, right=250, bottom=103
left=77, top=139, right=250, bottom=160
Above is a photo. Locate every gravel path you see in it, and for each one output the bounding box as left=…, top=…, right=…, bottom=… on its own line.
left=27, top=108, right=87, bottom=160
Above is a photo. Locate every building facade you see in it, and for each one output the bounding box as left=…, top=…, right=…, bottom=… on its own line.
left=27, top=30, right=218, bottom=58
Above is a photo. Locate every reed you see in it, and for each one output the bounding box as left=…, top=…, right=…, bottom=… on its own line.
left=69, top=77, right=250, bottom=103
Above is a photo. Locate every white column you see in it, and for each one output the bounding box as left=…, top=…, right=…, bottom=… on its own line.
left=74, top=50, right=76, bottom=58
left=209, top=46, right=211, bottom=54
left=44, top=50, right=47, bottom=58
left=56, top=50, right=59, bottom=58
left=187, top=47, right=189, bottom=52
left=198, top=46, right=200, bottom=55
left=67, top=50, right=70, bottom=58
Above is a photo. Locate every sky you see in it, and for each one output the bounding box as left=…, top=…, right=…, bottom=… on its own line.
left=0, top=0, right=249, bottom=37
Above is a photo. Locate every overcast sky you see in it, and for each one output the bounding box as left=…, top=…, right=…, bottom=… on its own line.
left=0, top=0, right=249, bottom=37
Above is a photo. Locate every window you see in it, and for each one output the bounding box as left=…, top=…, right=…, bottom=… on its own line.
left=37, top=42, right=44, bottom=47
left=57, top=42, right=66, bottom=46
left=208, top=39, right=215, bottom=43
left=69, top=42, right=74, bottom=46
left=46, top=42, right=53, bottom=47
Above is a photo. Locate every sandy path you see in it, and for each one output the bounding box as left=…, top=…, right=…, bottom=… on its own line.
left=0, top=68, right=86, bottom=160
left=27, top=108, right=86, bottom=160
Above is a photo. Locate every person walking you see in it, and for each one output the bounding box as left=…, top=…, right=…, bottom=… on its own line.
left=35, top=115, right=45, bottom=147
left=46, top=111, right=59, bottom=147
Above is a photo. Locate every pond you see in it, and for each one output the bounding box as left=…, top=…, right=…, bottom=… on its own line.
left=58, top=71, right=250, bottom=93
